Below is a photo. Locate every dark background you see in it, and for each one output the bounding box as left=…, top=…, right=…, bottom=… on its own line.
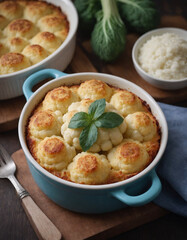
left=0, top=0, right=187, bottom=240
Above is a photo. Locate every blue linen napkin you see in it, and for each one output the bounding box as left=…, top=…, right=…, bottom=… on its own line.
left=153, top=102, right=187, bottom=217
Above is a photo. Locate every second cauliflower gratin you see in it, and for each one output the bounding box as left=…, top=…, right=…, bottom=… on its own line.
left=27, top=79, right=161, bottom=185
left=0, top=0, right=69, bottom=75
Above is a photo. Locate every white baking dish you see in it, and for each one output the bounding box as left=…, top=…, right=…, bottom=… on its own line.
left=0, top=0, right=78, bottom=100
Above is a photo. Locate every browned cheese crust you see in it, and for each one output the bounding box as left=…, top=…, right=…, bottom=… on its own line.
left=26, top=80, right=161, bottom=185
left=0, top=0, right=69, bottom=75
left=77, top=155, right=98, bottom=173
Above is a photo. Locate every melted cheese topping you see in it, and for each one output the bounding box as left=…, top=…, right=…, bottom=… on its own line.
left=27, top=79, right=161, bottom=185
left=0, top=0, right=69, bottom=75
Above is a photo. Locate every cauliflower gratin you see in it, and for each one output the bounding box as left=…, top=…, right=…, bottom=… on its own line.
left=0, top=0, right=69, bottom=75
left=26, top=79, right=161, bottom=185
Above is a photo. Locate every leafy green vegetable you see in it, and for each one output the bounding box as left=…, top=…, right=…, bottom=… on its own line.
left=75, top=0, right=159, bottom=62
left=91, top=0, right=126, bottom=62
left=74, top=0, right=101, bottom=35
left=68, top=99, right=124, bottom=151
left=79, top=124, right=98, bottom=151
left=95, top=112, right=123, bottom=128
left=88, top=98, right=106, bottom=119
left=117, top=0, right=160, bottom=33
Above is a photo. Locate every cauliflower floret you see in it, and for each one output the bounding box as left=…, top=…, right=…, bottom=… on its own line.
left=61, top=99, right=127, bottom=152
left=28, top=110, right=62, bottom=139
left=125, top=112, right=158, bottom=142
left=61, top=110, right=82, bottom=149
left=36, top=136, right=76, bottom=171
left=68, top=98, right=94, bottom=112
left=78, top=79, right=113, bottom=101
left=42, top=86, right=79, bottom=115
left=110, top=90, right=145, bottom=117
left=107, top=139, right=149, bottom=174
left=68, top=152, right=111, bottom=184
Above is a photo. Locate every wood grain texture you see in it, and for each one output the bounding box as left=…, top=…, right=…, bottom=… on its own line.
left=0, top=96, right=26, bottom=132
left=12, top=149, right=168, bottom=240
left=22, top=196, right=61, bottom=240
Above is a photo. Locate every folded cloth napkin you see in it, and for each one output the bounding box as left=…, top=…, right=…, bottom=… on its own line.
left=153, top=102, right=187, bottom=217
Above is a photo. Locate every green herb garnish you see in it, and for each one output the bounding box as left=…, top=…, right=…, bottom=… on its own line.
left=95, top=112, right=124, bottom=128
left=79, top=124, right=98, bottom=152
left=68, top=99, right=123, bottom=151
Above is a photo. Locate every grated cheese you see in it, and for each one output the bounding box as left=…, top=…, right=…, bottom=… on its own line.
left=138, top=33, right=187, bottom=80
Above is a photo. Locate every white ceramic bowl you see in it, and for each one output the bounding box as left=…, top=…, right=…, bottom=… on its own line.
left=18, top=69, right=168, bottom=213
left=0, top=0, right=78, bottom=100
left=132, top=27, right=187, bottom=90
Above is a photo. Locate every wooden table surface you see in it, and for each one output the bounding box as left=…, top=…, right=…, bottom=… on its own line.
left=0, top=0, right=187, bottom=240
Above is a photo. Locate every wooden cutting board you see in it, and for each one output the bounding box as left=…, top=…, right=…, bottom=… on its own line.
left=0, top=15, right=187, bottom=132
left=12, top=149, right=168, bottom=240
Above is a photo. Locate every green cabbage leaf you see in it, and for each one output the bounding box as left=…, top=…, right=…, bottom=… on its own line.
left=91, top=0, right=126, bottom=62
left=74, top=0, right=101, bottom=35
left=118, top=0, right=160, bottom=33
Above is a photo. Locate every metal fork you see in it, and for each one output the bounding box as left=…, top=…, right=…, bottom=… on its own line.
left=0, top=144, right=61, bottom=240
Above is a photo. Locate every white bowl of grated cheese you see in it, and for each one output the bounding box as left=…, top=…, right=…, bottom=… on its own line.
left=132, top=28, right=187, bottom=90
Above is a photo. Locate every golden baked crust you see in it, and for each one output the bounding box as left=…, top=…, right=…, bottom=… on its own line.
left=43, top=86, right=79, bottom=114
left=143, top=139, right=160, bottom=161
left=55, top=28, right=68, bottom=42
left=38, top=14, right=68, bottom=33
left=27, top=109, right=62, bottom=139
left=5, top=19, right=38, bottom=39
left=0, top=0, right=69, bottom=75
left=68, top=152, right=111, bottom=184
left=30, top=31, right=62, bottom=53
left=78, top=79, right=113, bottom=101
left=23, top=1, right=54, bottom=23
left=0, top=1, right=23, bottom=21
left=0, top=43, right=8, bottom=57
left=26, top=79, right=161, bottom=185
left=110, top=90, right=147, bottom=117
left=36, top=136, right=76, bottom=171
left=7, top=37, right=28, bottom=53
left=0, top=52, right=31, bottom=74
left=107, top=139, right=149, bottom=174
left=22, top=44, right=49, bottom=64
left=125, top=112, right=159, bottom=142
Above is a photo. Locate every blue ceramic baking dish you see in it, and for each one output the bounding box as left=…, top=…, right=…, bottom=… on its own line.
left=18, top=69, right=168, bottom=214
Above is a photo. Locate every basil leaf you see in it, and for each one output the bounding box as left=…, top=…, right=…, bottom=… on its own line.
left=95, top=112, right=124, bottom=128
left=88, top=98, right=106, bottom=119
left=68, top=112, right=91, bottom=129
left=79, top=123, right=98, bottom=151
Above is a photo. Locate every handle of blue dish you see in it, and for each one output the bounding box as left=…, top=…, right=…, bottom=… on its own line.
left=111, top=170, right=161, bottom=206
left=23, top=69, right=67, bottom=101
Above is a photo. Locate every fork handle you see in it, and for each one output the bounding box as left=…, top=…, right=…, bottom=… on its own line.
left=8, top=175, right=61, bottom=240
left=22, top=196, right=62, bottom=240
